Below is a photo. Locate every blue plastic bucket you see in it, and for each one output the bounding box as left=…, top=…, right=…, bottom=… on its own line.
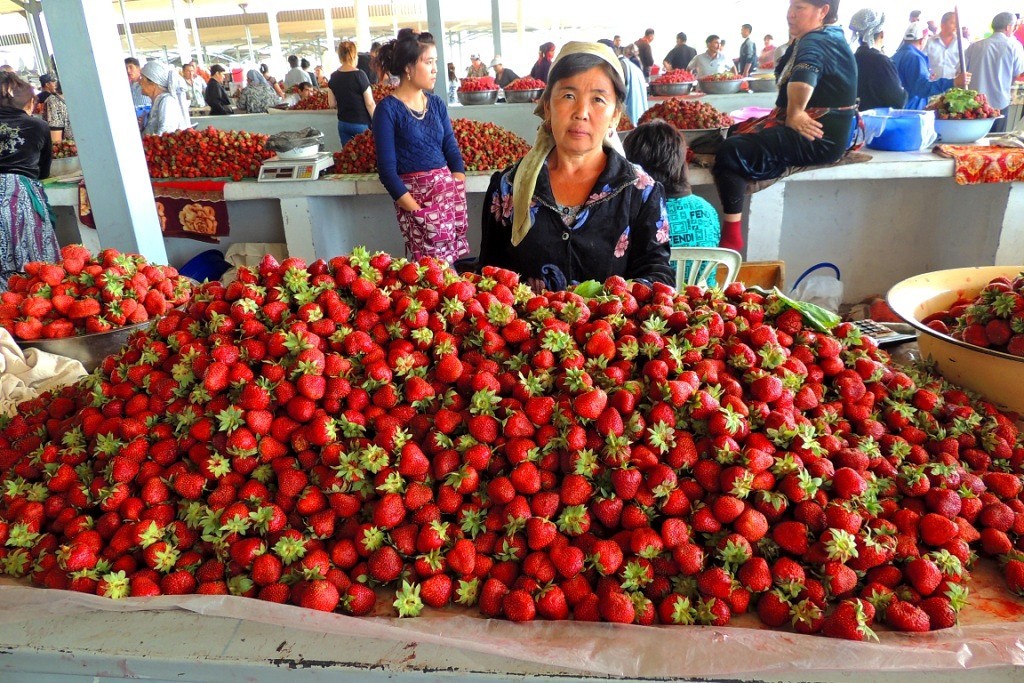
left=862, top=108, right=936, bottom=151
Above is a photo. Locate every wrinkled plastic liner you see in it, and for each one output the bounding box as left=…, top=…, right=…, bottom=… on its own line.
left=265, top=127, right=324, bottom=152
left=1, top=560, right=1022, bottom=678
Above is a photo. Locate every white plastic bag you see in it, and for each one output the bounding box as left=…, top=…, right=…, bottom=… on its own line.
left=790, top=262, right=844, bottom=314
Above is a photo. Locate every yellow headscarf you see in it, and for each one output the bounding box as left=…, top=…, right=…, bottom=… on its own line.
left=511, top=41, right=626, bottom=247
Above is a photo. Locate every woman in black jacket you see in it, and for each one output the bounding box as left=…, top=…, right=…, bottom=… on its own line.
left=479, top=42, right=672, bottom=291
left=849, top=8, right=906, bottom=110
left=0, top=72, right=58, bottom=289
left=204, top=64, right=234, bottom=115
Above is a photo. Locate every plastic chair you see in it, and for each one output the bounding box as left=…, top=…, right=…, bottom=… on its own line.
left=670, top=247, right=743, bottom=290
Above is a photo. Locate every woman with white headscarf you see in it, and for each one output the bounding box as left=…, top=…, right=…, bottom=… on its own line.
left=849, top=8, right=906, bottom=110
left=140, top=61, right=192, bottom=135
left=477, top=41, right=673, bottom=291
left=237, top=69, right=279, bottom=114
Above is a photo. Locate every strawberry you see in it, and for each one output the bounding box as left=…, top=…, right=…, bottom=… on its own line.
left=885, top=600, right=930, bottom=632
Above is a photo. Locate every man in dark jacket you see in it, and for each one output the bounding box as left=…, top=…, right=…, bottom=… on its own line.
left=635, top=29, right=655, bottom=79
left=663, top=33, right=697, bottom=73
left=738, top=24, right=757, bottom=76
left=205, top=64, right=233, bottom=115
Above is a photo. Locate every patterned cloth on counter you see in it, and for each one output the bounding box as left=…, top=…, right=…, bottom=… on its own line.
left=933, top=145, right=1024, bottom=185
left=78, top=179, right=230, bottom=242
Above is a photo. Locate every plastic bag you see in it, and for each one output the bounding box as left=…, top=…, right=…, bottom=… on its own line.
left=790, top=262, right=844, bottom=314
left=265, top=127, right=324, bottom=153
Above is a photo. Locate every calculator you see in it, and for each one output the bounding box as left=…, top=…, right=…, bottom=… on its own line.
left=851, top=319, right=918, bottom=347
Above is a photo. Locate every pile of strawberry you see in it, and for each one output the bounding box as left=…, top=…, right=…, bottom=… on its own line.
left=701, top=73, right=743, bottom=82
left=371, top=83, right=396, bottom=104
left=927, top=88, right=1000, bottom=120
left=332, top=120, right=530, bottom=175
left=1, top=248, right=1023, bottom=640
left=639, top=99, right=733, bottom=130
left=0, top=245, right=193, bottom=340
left=52, top=140, right=78, bottom=159
left=452, top=119, right=531, bottom=172
left=505, top=78, right=546, bottom=91
left=143, top=127, right=276, bottom=181
left=922, top=272, right=1024, bottom=356
left=459, top=77, right=498, bottom=92
left=655, top=70, right=697, bottom=84
left=291, top=89, right=331, bottom=111
left=617, top=118, right=635, bottom=133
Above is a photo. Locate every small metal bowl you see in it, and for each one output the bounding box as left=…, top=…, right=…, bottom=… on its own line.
left=457, top=90, right=499, bottom=106
left=650, top=81, right=696, bottom=97
left=699, top=79, right=744, bottom=95
left=18, top=319, right=154, bottom=372
left=746, top=77, right=778, bottom=93
left=503, top=88, right=544, bottom=104
left=677, top=127, right=730, bottom=145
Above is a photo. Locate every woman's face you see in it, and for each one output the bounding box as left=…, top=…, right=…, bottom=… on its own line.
left=140, top=76, right=158, bottom=99
left=544, top=66, right=619, bottom=160
left=407, top=45, right=437, bottom=90
left=787, top=0, right=829, bottom=39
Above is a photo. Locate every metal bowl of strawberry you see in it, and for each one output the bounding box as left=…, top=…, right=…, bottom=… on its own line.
left=698, top=76, right=744, bottom=95
left=17, top=319, right=154, bottom=372
left=503, top=88, right=544, bottom=104
left=457, top=90, right=499, bottom=106
left=650, top=81, right=696, bottom=97
left=888, top=265, right=1024, bottom=413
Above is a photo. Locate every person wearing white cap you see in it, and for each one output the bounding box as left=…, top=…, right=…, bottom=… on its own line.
left=139, top=60, right=192, bottom=135
left=466, top=54, right=488, bottom=78
left=964, top=12, right=1024, bottom=133
left=489, top=56, right=519, bottom=89
left=892, top=20, right=969, bottom=109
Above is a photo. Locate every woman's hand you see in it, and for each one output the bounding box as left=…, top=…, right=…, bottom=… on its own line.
left=396, top=193, right=421, bottom=213
left=786, top=109, right=824, bottom=141
left=452, top=172, right=466, bottom=182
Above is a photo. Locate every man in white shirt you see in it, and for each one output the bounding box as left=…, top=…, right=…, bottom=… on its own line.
left=181, top=62, right=206, bottom=108
left=965, top=11, right=1024, bottom=132
left=926, top=12, right=966, bottom=80
left=283, top=55, right=312, bottom=88
left=686, top=35, right=736, bottom=78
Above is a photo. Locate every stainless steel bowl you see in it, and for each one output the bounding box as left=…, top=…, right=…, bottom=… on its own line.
left=650, top=81, right=696, bottom=97
left=18, top=319, right=154, bottom=372
left=677, top=127, right=730, bottom=145
left=457, top=90, right=499, bottom=106
left=503, top=89, right=544, bottom=104
left=746, top=77, right=778, bottom=93
left=699, top=79, right=744, bottom=95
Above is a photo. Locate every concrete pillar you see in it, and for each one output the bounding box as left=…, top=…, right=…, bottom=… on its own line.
left=170, top=0, right=193, bottom=65
left=426, top=0, right=446, bottom=99
left=354, top=0, right=371, bottom=51
left=265, top=8, right=285, bottom=78
left=490, top=0, right=502, bottom=59
left=117, top=0, right=137, bottom=58
left=40, top=0, right=168, bottom=264
left=187, top=0, right=204, bottom=69
left=516, top=0, right=525, bottom=57
left=324, top=3, right=336, bottom=59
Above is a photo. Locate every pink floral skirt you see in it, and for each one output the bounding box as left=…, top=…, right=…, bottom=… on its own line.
left=395, top=167, right=469, bottom=264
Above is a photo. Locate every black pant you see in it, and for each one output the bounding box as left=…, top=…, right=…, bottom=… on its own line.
left=713, top=114, right=854, bottom=214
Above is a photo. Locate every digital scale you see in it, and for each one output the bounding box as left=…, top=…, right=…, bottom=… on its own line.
left=257, top=152, right=334, bottom=182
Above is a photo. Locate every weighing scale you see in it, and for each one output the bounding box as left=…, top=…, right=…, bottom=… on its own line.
left=257, top=152, right=334, bottom=182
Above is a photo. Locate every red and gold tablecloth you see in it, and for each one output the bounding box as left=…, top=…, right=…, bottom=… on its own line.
left=78, top=179, right=230, bottom=242
left=934, top=144, right=1024, bottom=185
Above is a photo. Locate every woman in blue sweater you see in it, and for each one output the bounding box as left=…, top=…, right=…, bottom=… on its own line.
left=372, top=31, right=468, bottom=264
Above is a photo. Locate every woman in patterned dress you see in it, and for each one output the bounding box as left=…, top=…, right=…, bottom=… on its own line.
left=0, top=72, right=58, bottom=290
left=237, top=70, right=279, bottom=114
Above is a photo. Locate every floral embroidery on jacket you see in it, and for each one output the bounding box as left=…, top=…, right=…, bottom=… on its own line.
left=614, top=228, right=630, bottom=258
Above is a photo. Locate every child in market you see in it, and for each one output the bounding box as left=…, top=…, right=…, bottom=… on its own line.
left=623, top=119, right=721, bottom=285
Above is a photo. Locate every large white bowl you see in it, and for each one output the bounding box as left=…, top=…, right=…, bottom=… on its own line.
left=887, top=265, right=1024, bottom=413
left=933, top=116, right=1002, bottom=144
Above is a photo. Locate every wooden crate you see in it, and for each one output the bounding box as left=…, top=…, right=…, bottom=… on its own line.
left=735, top=260, right=785, bottom=290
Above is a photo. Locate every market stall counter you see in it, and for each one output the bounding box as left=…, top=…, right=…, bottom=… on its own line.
left=44, top=145, right=1023, bottom=307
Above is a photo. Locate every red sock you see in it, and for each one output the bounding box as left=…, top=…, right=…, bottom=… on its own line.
left=720, top=220, right=743, bottom=252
